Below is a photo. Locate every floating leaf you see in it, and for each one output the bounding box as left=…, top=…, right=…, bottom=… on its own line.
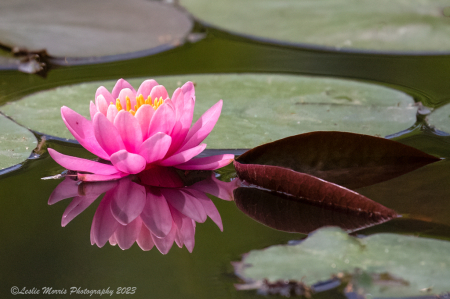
left=235, top=131, right=440, bottom=190
left=0, top=0, right=193, bottom=59
left=428, top=103, right=450, bottom=134
left=235, top=227, right=450, bottom=297
left=0, top=74, right=417, bottom=149
left=181, top=0, right=450, bottom=53
left=0, top=113, right=37, bottom=171
left=234, top=187, right=395, bottom=234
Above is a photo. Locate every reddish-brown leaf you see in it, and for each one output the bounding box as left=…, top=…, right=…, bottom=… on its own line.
left=234, top=162, right=397, bottom=217
left=235, top=131, right=440, bottom=190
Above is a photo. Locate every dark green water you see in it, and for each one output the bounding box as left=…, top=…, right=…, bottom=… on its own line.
left=2, top=24, right=450, bottom=298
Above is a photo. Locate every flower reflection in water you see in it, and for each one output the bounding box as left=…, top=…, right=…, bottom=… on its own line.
left=48, top=167, right=239, bottom=254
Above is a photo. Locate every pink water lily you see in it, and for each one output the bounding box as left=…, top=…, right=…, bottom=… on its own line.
left=48, top=78, right=234, bottom=181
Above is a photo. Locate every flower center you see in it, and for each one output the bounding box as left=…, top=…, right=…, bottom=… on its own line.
left=112, top=95, right=164, bottom=116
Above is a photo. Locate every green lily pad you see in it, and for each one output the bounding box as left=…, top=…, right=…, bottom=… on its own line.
left=428, top=103, right=450, bottom=134
left=180, top=0, right=450, bottom=52
left=235, top=227, right=450, bottom=297
left=0, top=0, right=192, bottom=58
left=0, top=74, right=416, bottom=149
left=0, top=114, right=37, bottom=170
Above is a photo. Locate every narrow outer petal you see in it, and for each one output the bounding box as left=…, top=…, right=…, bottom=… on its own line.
left=93, top=112, right=126, bottom=156
left=135, top=104, right=154, bottom=140
left=159, top=143, right=207, bottom=167
left=110, top=150, right=146, bottom=174
left=138, top=133, right=172, bottom=164
left=48, top=148, right=119, bottom=175
left=141, top=187, right=173, bottom=238
left=136, top=79, right=159, bottom=98
left=147, top=103, right=176, bottom=137
left=114, top=110, right=143, bottom=153
left=78, top=172, right=128, bottom=182
left=118, top=88, right=137, bottom=109
left=114, top=217, right=142, bottom=250
left=61, top=107, right=109, bottom=160
left=178, top=100, right=223, bottom=152
left=162, top=189, right=207, bottom=223
left=91, top=193, right=119, bottom=248
left=110, top=179, right=146, bottom=225
left=175, top=154, right=234, bottom=170
left=137, top=222, right=155, bottom=251
left=90, top=101, right=98, bottom=120
left=149, top=85, right=169, bottom=100
left=95, top=94, right=109, bottom=116
left=112, top=78, right=136, bottom=99
left=181, top=81, right=195, bottom=103
left=95, top=86, right=115, bottom=106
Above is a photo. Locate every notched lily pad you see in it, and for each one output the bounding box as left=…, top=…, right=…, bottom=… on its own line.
left=181, top=0, right=450, bottom=53
left=0, top=0, right=193, bottom=59
left=0, top=113, right=37, bottom=171
left=427, top=102, right=450, bottom=134
left=235, top=227, right=450, bottom=297
left=0, top=74, right=417, bottom=149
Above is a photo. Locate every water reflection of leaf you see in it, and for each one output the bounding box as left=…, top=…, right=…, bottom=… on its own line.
left=234, top=187, right=395, bottom=234
left=48, top=168, right=237, bottom=254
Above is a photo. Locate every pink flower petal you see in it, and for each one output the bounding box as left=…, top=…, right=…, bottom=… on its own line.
left=149, top=85, right=169, bottom=100
left=190, top=175, right=239, bottom=201
left=78, top=179, right=119, bottom=196
left=179, top=100, right=223, bottom=152
left=141, top=187, right=173, bottom=238
left=110, top=150, right=146, bottom=174
left=90, top=101, right=98, bottom=120
left=48, top=177, right=79, bottom=205
left=171, top=88, right=184, bottom=118
left=78, top=172, right=129, bottom=182
left=185, top=189, right=223, bottom=231
left=93, top=112, right=126, bottom=156
left=48, top=148, right=118, bottom=175
left=110, top=179, right=146, bottom=225
left=138, top=133, right=172, bottom=164
left=151, top=223, right=176, bottom=255
left=118, top=88, right=137, bottom=109
left=172, top=97, right=195, bottom=152
left=135, top=104, right=154, bottom=140
left=90, top=193, right=119, bottom=247
left=162, top=189, right=207, bottom=223
left=95, top=86, right=115, bottom=106
left=106, top=104, right=119, bottom=123
left=114, top=110, right=143, bottom=153
left=159, top=143, right=207, bottom=167
left=179, top=215, right=195, bottom=253
left=95, top=94, right=109, bottom=116
left=136, top=79, right=159, bottom=98
left=181, top=81, right=195, bottom=103
left=147, top=103, right=176, bottom=137
left=114, top=217, right=142, bottom=250
left=112, top=78, right=136, bottom=99
left=61, top=107, right=109, bottom=160
left=62, top=194, right=99, bottom=227
left=136, top=222, right=155, bottom=251
left=175, top=154, right=234, bottom=170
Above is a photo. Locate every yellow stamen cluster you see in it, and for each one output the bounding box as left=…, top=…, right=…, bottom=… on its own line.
left=111, top=95, right=165, bottom=116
